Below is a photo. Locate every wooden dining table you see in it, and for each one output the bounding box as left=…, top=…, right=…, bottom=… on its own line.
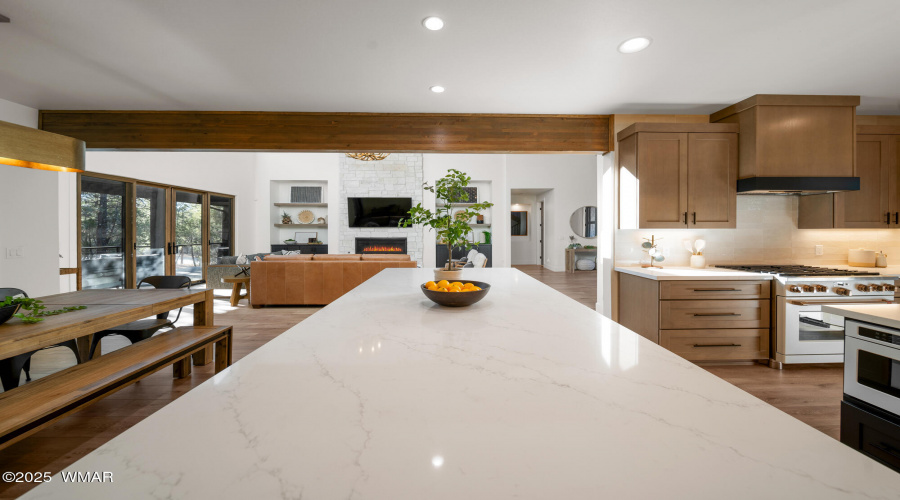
left=0, top=288, right=215, bottom=365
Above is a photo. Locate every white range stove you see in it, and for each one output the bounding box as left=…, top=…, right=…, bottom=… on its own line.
left=717, top=265, right=899, bottom=367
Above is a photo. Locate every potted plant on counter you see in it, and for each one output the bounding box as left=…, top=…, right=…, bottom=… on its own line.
left=400, top=169, right=493, bottom=280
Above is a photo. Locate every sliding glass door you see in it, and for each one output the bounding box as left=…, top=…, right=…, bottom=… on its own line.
left=209, top=195, right=234, bottom=264
left=79, top=174, right=235, bottom=290
left=80, top=177, right=128, bottom=289
left=173, top=190, right=205, bottom=281
left=135, top=185, right=168, bottom=283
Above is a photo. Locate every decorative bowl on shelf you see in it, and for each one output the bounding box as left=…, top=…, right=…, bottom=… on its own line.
left=283, top=240, right=296, bottom=245
left=0, top=304, right=21, bottom=326
left=421, top=281, right=490, bottom=307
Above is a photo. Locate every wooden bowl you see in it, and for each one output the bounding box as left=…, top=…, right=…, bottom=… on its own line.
left=0, top=304, right=21, bottom=326
left=421, top=281, right=491, bottom=307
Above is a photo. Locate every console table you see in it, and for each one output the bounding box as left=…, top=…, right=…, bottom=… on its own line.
left=565, top=248, right=597, bottom=272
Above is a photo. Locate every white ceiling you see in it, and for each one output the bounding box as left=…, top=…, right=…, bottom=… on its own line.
left=1, top=0, right=899, bottom=115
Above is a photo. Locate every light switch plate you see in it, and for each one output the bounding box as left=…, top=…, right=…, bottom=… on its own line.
left=815, top=245, right=824, bottom=256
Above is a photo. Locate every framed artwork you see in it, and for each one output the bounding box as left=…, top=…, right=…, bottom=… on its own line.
left=294, top=231, right=318, bottom=243
left=511, top=211, right=528, bottom=236
left=461, top=187, right=477, bottom=203
left=291, top=186, right=322, bottom=203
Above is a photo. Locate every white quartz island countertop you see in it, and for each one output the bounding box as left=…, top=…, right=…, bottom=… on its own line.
left=27, top=269, right=900, bottom=499
left=615, top=266, right=774, bottom=280
left=823, top=304, right=900, bottom=330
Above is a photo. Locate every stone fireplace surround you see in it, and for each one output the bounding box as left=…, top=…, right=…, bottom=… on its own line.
left=339, top=153, right=423, bottom=265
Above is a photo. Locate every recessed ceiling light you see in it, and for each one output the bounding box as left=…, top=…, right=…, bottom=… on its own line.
left=618, top=37, right=652, bottom=54
left=422, top=16, right=444, bottom=31
left=430, top=86, right=445, bottom=93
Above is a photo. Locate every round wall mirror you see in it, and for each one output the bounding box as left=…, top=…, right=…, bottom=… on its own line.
left=569, top=206, right=598, bottom=238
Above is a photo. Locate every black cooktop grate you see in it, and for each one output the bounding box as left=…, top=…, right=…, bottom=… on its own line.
left=715, top=265, right=881, bottom=277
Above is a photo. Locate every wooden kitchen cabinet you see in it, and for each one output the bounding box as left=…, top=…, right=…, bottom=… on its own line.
left=799, top=128, right=900, bottom=229
left=617, top=273, right=770, bottom=362
left=618, top=123, right=738, bottom=229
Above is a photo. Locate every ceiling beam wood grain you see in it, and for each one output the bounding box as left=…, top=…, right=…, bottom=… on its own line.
left=38, top=111, right=610, bottom=153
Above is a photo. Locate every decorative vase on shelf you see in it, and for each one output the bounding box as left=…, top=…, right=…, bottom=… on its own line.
left=690, top=254, right=706, bottom=269
left=281, top=211, right=292, bottom=224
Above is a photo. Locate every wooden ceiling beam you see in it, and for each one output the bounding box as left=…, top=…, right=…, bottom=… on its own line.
left=38, top=111, right=610, bottom=153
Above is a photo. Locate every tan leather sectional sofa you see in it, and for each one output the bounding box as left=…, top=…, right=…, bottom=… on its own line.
left=250, top=254, right=417, bottom=306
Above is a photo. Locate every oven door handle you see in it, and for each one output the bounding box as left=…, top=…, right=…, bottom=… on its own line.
left=787, top=299, right=894, bottom=306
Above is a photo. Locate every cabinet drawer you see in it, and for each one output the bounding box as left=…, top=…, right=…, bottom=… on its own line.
left=659, top=329, right=768, bottom=361
left=659, top=280, right=770, bottom=300
left=659, top=299, right=770, bottom=329
left=841, top=401, right=900, bottom=473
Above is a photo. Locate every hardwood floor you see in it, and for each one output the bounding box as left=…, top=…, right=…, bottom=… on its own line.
left=0, top=270, right=844, bottom=497
left=514, top=264, right=597, bottom=309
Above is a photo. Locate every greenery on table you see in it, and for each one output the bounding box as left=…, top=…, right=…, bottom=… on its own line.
left=0, top=296, right=87, bottom=324
left=400, top=169, right=493, bottom=270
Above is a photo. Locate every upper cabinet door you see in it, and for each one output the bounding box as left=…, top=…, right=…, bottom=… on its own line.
left=687, top=133, right=738, bottom=228
left=637, top=132, right=689, bottom=228
left=835, top=135, right=892, bottom=228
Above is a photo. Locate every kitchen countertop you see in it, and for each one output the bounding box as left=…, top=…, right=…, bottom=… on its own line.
left=615, top=266, right=774, bottom=280
left=823, top=304, right=900, bottom=330
left=27, top=268, right=900, bottom=499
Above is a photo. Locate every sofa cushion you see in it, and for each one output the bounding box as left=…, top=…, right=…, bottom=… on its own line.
left=219, top=255, right=239, bottom=265
left=360, top=254, right=412, bottom=261
left=312, top=254, right=362, bottom=261
left=264, top=254, right=313, bottom=261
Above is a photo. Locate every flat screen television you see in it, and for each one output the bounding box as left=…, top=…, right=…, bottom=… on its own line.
left=348, top=197, right=413, bottom=227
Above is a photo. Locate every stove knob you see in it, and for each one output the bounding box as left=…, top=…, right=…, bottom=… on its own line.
left=814, top=285, right=829, bottom=293
left=834, top=287, right=851, bottom=296
left=871, top=284, right=885, bottom=292
left=884, top=284, right=896, bottom=292
left=787, top=285, right=803, bottom=293
left=802, top=285, right=815, bottom=293
left=857, top=284, right=871, bottom=292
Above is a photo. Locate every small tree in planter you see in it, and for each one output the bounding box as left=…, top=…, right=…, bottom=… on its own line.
left=400, top=169, right=493, bottom=274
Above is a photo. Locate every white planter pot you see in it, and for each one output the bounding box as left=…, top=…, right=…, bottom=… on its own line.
left=690, top=255, right=707, bottom=269
left=434, top=268, right=463, bottom=281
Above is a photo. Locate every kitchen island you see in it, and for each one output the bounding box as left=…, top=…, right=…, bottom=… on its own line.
left=27, top=269, right=900, bottom=499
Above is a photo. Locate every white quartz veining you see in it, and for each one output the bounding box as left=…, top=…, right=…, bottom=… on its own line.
left=27, top=269, right=900, bottom=499
left=615, top=266, right=774, bottom=280
left=823, top=304, right=900, bottom=330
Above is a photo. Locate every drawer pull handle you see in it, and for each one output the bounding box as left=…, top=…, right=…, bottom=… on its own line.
left=692, top=313, right=742, bottom=317
left=872, top=443, right=900, bottom=460
left=693, top=343, right=742, bottom=348
left=692, top=288, right=742, bottom=292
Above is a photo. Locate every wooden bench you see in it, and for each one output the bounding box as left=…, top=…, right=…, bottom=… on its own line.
left=0, top=325, right=233, bottom=450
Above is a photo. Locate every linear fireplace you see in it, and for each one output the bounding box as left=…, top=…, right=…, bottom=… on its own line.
left=355, top=237, right=408, bottom=254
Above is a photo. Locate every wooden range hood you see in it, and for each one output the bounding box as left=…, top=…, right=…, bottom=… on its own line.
left=0, top=119, right=86, bottom=173
left=711, top=95, right=860, bottom=194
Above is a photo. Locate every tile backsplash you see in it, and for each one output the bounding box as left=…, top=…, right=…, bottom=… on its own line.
left=616, top=196, right=900, bottom=267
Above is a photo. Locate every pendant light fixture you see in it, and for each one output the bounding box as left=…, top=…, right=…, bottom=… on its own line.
left=0, top=119, right=87, bottom=173
left=345, top=153, right=390, bottom=161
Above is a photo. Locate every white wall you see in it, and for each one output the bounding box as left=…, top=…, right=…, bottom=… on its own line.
left=84, top=151, right=258, bottom=255
left=0, top=98, right=64, bottom=296
left=423, top=154, right=509, bottom=268
left=507, top=155, right=598, bottom=272
left=510, top=194, right=538, bottom=265
left=255, top=153, right=341, bottom=253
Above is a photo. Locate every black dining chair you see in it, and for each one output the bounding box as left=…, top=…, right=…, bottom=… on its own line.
left=0, top=288, right=82, bottom=392
left=88, top=276, right=192, bottom=359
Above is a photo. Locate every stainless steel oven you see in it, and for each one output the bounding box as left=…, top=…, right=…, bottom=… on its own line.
left=845, top=320, right=900, bottom=417
left=778, top=297, right=893, bottom=363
